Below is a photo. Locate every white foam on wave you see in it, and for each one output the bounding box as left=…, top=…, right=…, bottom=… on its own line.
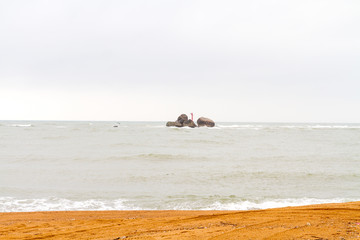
left=216, top=124, right=360, bottom=130
left=281, top=125, right=360, bottom=129
left=0, top=197, right=355, bottom=212
left=9, top=124, right=32, bottom=127
left=151, top=198, right=355, bottom=211
left=201, top=198, right=352, bottom=210
left=166, top=126, right=198, bottom=130
left=217, top=124, right=264, bottom=130
left=0, top=197, right=140, bottom=212
left=306, top=125, right=360, bottom=129
left=218, top=124, right=263, bottom=129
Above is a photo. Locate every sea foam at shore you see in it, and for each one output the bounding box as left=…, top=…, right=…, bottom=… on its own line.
left=0, top=196, right=354, bottom=212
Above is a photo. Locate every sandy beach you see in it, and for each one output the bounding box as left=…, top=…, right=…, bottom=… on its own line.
left=1, top=202, right=360, bottom=239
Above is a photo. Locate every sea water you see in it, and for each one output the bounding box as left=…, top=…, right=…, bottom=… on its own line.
left=1, top=121, right=359, bottom=212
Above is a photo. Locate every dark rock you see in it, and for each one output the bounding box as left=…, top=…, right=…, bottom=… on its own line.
left=166, top=121, right=184, bottom=127
left=197, top=117, right=215, bottom=127
left=166, top=121, right=176, bottom=127
left=175, top=121, right=183, bottom=127
left=167, top=114, right=214, bottom=128
left=176, top=114, right=188, bottom=124
left=183, top=119, right=197, bottom=128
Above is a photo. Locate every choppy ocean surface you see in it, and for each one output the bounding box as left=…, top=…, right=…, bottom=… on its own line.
left=1, top=121, right=359, bottom=212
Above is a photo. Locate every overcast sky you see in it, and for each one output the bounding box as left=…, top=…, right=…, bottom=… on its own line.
left=1, top=0, right=359, bottom=122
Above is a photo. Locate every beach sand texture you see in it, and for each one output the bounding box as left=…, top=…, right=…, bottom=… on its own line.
left=1, top=202, right=360, bottom=239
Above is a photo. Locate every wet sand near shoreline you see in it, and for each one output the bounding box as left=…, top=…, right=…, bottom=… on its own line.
left=1, top=202, right=360, bottom=239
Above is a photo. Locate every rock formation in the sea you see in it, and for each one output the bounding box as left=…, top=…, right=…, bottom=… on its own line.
left=197, top=117, right=215, bottom=127
left=183, top=119, right=197, bottom=128
left=166, top=121, right=177, bottom=127
left=177, top=114, right=188, bottom=124
left=166, top=114, right=197, bottom=128
left=166, top=114, right=215, bottom=128
left=167, top=114, right=187, bottom=127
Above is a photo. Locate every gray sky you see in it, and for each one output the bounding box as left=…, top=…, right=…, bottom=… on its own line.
left=1, top=0, right=359, bottom=122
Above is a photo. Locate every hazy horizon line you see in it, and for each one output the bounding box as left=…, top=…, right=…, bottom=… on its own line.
left=1, top=119, right=359, bottom=124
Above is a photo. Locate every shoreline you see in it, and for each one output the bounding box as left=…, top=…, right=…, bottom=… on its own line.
left=1, top=202, right=360, bottom=239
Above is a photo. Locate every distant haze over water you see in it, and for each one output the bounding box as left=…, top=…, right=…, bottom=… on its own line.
left=1, top=121, right=359, bottom=212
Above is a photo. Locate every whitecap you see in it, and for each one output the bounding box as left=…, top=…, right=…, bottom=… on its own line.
left=201, top=198, right=355, bottom=210
left=307, top=125, right=360, bottom=129
left=0, top=196, right=357, bottom=212
left=0, top=197, right=140, bottom=212
left=9, top=124, right=32, bottom=127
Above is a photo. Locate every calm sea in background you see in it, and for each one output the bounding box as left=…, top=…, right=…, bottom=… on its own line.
left=1, top=121, right=359, bottom=212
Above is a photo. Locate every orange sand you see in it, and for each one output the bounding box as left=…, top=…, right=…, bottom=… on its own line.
left=1, top=202, right=360, bottom=239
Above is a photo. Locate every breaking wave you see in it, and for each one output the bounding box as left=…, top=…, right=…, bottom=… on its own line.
left=9, top=124, right=33, bottom=127
left=217, top=124, right=360, bottom=130
left=0, top=197, right=355, bottom=212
